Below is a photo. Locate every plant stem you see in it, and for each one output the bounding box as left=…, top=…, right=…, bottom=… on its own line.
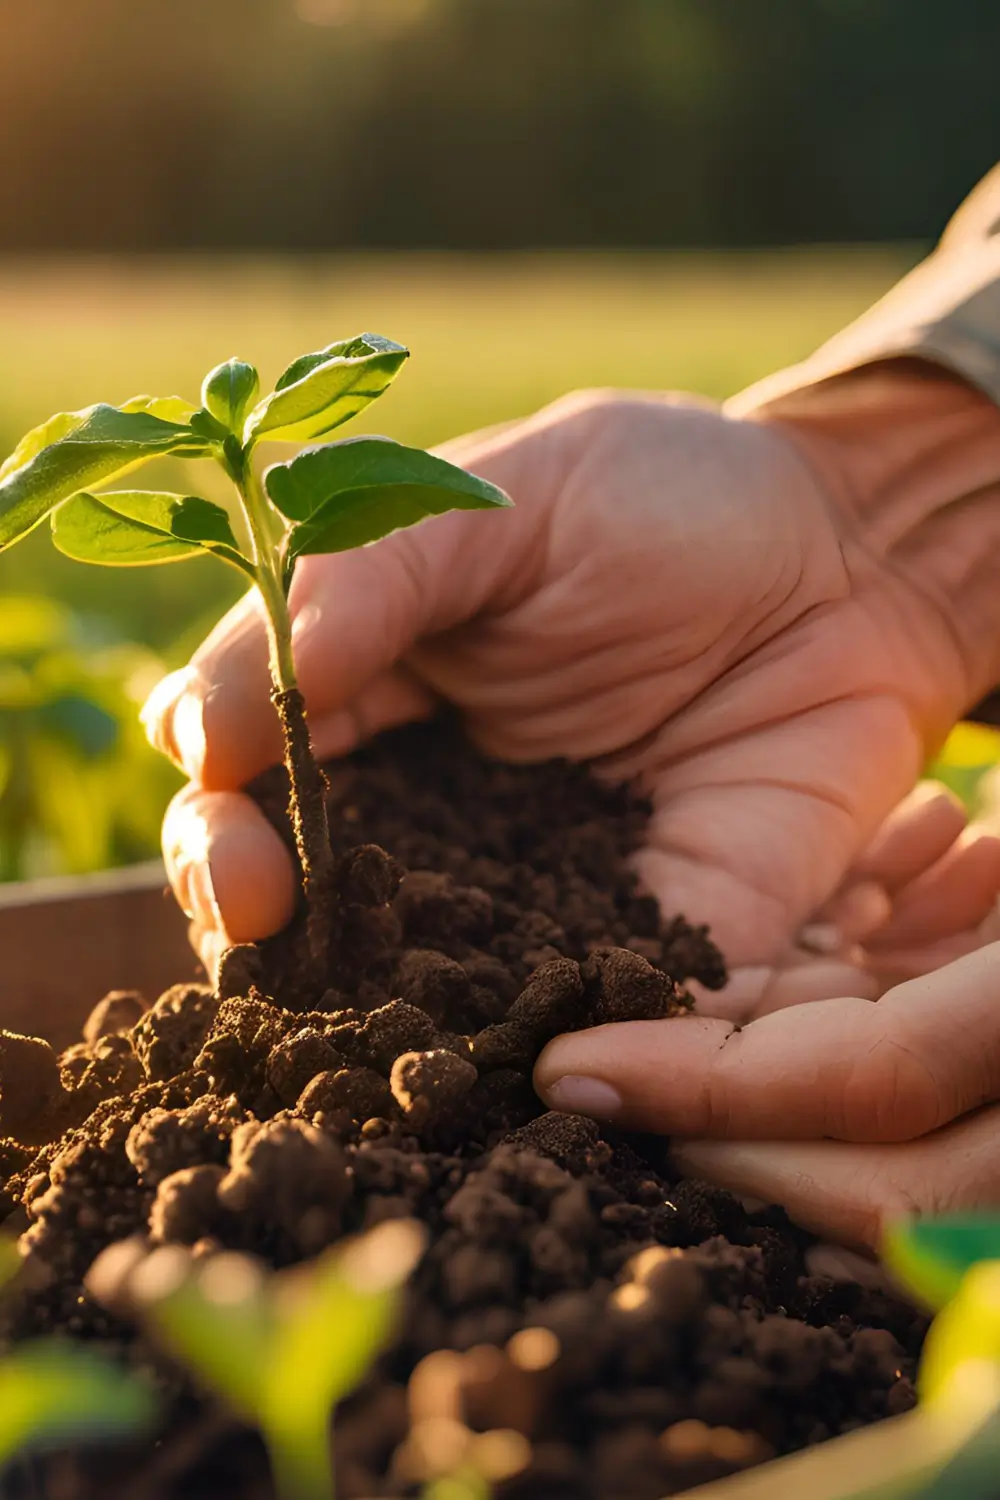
left=269, top=1427, right=335, bottom=1500
left=235, top=459, right=335, bottom=978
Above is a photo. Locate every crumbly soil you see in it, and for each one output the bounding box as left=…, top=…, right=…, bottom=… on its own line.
left=0, top=720, right=924, bottom=1500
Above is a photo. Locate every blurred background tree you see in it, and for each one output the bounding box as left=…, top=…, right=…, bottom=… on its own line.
left=0, top=0, right=997, bottom=878
left=0, top=0, right=995, bottom=251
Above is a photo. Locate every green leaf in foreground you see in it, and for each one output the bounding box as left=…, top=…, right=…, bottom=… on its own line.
left=51, top=491, right=252, bottom=575
left=266, top=437, right=512, bottom=562
left=0, top=403, right=212, bottom=550
left=883, top=1215, right=1000, bottom=1311
left=244, top=334, right=409, bottom=446
left=107, top=1219, right=426, bottom=1500
left=0, top=1342, right=155, bottom=1470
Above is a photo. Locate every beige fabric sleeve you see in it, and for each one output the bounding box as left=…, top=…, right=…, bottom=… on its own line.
left=729, top=164, right=1000, bottom=415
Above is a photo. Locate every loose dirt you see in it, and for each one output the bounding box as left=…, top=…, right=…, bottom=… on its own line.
left=0, top=720, right=924, bottom=1500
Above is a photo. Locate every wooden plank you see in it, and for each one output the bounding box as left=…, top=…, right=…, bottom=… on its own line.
left=0, top=861, right=199, bottom=1048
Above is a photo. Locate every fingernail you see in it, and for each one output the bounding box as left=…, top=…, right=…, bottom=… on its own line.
left=797, top=922, right=842, bottom=956
left=545, top=1076, right=623, bottom=1120
left=140, top=667, right=206, bottom=781
left=175, top=858, right=221, bottom=929
left=830, top=881, right=893, bottom=943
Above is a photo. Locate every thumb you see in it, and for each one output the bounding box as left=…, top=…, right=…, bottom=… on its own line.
left=142, top=423, right=545, bottom=792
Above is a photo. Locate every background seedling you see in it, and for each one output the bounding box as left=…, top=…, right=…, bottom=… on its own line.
left=0, top=593, right=175, bottom=880
left=90, top=1218, right=426, bottom=1500
left=0, top=338, right=511, bottom=978
left=0, top=1236, right=155, bottom=1478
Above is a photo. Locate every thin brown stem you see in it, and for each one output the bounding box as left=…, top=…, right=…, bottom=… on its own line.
left=273, top=686, right=335, bottom=974
left=234, top=457, right=335, bottom=981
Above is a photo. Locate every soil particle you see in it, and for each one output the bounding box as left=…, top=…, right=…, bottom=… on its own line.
left=390, top=1049, right=478, bottom=1128
left=0, top=720, right=927, bottom=1500
left=297, top=1066, right=394, bottom=1125
left=0, top=1031, right=66, bottom=1144
left=216, top=1118, right=350, bottom=1256
left=131, top=985, right=218, bottom=1084
left=83, top=989, right=147, bottom=1044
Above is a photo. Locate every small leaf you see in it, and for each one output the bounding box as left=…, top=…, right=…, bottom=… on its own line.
left=0, top=403, right=212, bottom=551
left=140, top=1252, right=274, bottom=1424
left=51, top=491, right=253, bottom=575
left=920, top=1261, right=1000, bottom=1406
left=202, top=358, right=261, bottom=435
left=0, top=1341, right=155, bottom=1467
left=266, top=1220, right=424, bottom=1431
left=244, top=334, right=408, bottom=446
left=267, top=437, right=512, bottom=562
left=883, top=1216, right=1000, bottom=1311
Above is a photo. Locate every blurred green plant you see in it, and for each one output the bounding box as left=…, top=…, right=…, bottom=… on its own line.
left=0, top=594, right=179, bottom=881
left=882, top=1215, right=1000, bottom=1500
left=91, top=1219, right=426, bottom=1500
left=926, top=722, right=1000, bottom=819
left=0, top=1236, right=155, bottom=1478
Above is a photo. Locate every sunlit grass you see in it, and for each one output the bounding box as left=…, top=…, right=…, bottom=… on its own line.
left=0, top=248, right=913, bottom=650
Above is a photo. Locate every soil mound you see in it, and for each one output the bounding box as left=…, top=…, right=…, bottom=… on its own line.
left=0, top=720, right=923, bottom=1499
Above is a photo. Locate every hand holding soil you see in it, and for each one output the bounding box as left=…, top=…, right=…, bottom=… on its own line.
left=142, top=359, right=1000, bottom=1257
left=150, top=366, right=1000, bottom=999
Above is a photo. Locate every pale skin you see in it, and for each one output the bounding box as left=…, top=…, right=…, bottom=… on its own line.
left=144, top=357, right=1000, bottom=1252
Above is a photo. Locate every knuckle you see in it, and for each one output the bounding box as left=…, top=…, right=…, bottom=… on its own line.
left=842, top=1036, right=947, bottom=1141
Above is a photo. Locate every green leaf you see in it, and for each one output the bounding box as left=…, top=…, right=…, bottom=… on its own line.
left=37, top=693, right=119, bottom=759
left=267, top=1222, right=421, bottom=1427
left=51, top=491, right=253, bottom=575
left=0, top=403, right=212, bottom=551
left=883, top=1216, right=1000, bottom=1311
left=919, top=1261, right=1000, bottom=1407
left=244, top=334, right=409, bottom=446
left=142, top=1256, right=275, bottom=1425
left=267, top=437, right=512, bottom=562
left=202, top=358, right=260, bottom=435
left=0, top=1341, right=155, bottom=1467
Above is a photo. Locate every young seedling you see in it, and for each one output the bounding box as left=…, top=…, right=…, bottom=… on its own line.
left=0, top=338, right=512, bottom=975
left=0, top=1236, right=155, bottom=1476
left=89, top=1217, right=426, bottom=1500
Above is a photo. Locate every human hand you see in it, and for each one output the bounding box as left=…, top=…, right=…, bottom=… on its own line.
left=145, top=364, right=1000, bottom=992
left=535, top=936, right=1000, bottom=1251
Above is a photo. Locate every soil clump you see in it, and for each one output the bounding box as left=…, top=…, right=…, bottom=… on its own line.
left=0, top=720, right=924, bottom=1499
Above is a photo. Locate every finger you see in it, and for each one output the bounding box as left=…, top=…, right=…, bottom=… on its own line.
left=691, top=958, right=879, bottom=1024
left=142, top=419, right=550, bottom=791
left=535, top=941, right=1000, bottom=1141
left=672, top=1103, right=1000, bottom=1250
left=162, top=784, right=297, bottom=944
left=863, top=826, right=1000, bottom=952
left=860, top=931, right=985, bottom=987
left=802, top=879, right=891, bottom=949
left=635, top=694, right=919, bottom=966
left=853, top=780, right=967, bottom=892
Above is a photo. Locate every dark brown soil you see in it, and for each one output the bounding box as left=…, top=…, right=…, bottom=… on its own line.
left=0, top=719, right=925, bottom=1500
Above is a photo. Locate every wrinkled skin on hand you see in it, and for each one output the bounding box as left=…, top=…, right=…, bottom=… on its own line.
left=146, top=375, right=1000, bottom=1246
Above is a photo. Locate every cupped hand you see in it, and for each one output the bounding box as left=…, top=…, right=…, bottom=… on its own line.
left=535, top=936, right=1000, bottom=1251
left=145, top=377, right=999, bottom=993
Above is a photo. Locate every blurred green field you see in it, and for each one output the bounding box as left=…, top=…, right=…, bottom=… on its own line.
left=0, top=248, right=913, bottom=655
